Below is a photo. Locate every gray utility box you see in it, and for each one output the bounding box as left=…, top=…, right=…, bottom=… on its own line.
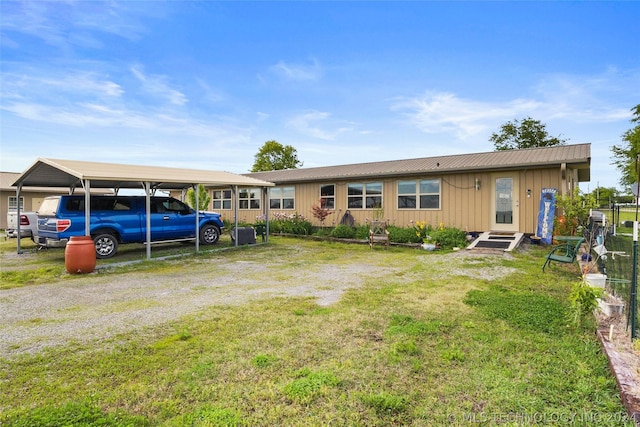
left=231, top=227, right=256, bottom=245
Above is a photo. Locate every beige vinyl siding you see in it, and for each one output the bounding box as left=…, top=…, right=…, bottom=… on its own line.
left=518, top=167, right=564, bottom=234
left=204, top=164, right=574, bottom=235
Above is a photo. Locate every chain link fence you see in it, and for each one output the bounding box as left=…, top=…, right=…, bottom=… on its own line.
left=592, top=207, right=639, bottom=337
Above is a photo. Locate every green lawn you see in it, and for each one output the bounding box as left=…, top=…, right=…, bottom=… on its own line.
left=0, top=237, right=634, bottom=426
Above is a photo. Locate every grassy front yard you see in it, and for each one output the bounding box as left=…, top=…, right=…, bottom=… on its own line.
left=0, top=237, right=634, bottom=426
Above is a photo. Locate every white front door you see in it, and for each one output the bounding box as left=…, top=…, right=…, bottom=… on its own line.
left=491, top=174, right=519, bottom=232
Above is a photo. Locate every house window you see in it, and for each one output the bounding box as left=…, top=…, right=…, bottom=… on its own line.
left=320, top=184, right=335, bottom=209
left=270, top=186, right=295, bottom=209
left=239, top=188, right=261, bottom=210
left=8, top=196, right=24, bottom=211
left=397, top=179, right=440, bottom=209
left=348, top=182, right=382, bottom=209
left=212, top=190, right=232, bottom=210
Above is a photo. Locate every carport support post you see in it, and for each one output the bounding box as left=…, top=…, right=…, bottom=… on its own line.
left=83, top=179, right=91, bottom=236
left=233, top=185, right=239, bottom=247
left=264, top=187, right=269, bottom=243
left=194, top=184, right=200, bottom=253
left=144, top=182, right=151, bottom=260
left=16, top=184, right=22, bottom=254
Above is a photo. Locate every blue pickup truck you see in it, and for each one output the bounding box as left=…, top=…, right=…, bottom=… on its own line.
left=37, top=195, right=224, bottom=258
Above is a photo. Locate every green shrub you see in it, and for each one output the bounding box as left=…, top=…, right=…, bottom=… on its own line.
left=330, top=225, right=357, bottom=239
left=270, top=213, right=314, bottom=235
left=314, top=227, right=332, bottom=237
left=355, top=225, right=370, bottom=240
left=430, top=227, right=468, bottom=249
left=568, top=278, right=603, bottom=326
left=388, top=226, right=422, bottom=243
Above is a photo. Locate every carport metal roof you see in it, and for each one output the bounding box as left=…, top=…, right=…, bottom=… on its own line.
left=12, top=158, right=274, bottom=190
left=12, top=158, right=274, bottom=259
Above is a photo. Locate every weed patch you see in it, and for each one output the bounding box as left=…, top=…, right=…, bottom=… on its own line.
left=386, top=314, right=445, bottom=336
left=3, top=401, right=148, bottom=427
left=360, top=392, right=408, bottom=415
left=282, top=369, right=341, bottom=403
left=464, top=285, right=568, bottom=334
left=0, top=267, right=63, bottom=289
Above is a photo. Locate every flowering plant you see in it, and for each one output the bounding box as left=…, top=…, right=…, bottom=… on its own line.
left=412, top=220, right=432, bottom=242
left=270, top=212, right=313, bottom=235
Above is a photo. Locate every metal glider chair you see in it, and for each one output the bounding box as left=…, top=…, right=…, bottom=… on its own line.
left=542, top=236, right=585, bottom=272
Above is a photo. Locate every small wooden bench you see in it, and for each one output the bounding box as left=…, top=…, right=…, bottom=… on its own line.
left=542, top=236, right=585, bottom=272
left=369, top=220, right=390, bottom=249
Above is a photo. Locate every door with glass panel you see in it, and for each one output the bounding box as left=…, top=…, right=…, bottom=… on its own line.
left=491, top=174, right=519, bottom=232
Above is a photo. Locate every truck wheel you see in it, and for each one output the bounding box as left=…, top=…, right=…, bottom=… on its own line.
left=200, top=224, right=220, bottom=245
left=93, top=233, right=118, bottom=258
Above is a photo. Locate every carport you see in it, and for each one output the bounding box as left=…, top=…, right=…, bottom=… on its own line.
left=12, top=158, right=274, bottom=258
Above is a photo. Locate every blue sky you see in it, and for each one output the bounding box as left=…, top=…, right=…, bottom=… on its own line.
left=1, top=1, right=639, bottom=190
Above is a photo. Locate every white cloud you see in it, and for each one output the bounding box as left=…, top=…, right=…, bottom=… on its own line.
left=195, top=78, right=225, bottom=104
left=130, top=66, right=187, bottom=106
left=287, top=110, right=354, bottom=140
left=391, top=92, right=542, bottom=138
left=2, top=69, right=123, bottom=101
left=392, top=69, right=639, bottom=140
left=532, top=69, right=639, bottom=122
left=0, top=0, right=147, bottom=50
left=269, top=59, right=322, bottom=81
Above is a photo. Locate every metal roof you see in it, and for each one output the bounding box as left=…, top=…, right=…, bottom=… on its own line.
left=246, top=143, right=591, bottom=183
left=1, top=171, right=110, bottom=193
left=12, top=158, right=274, bottom=190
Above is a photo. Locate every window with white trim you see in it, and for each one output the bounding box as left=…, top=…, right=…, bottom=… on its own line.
left=397, top=179, right=440, bottom=209
left=269, top=186, right=295, bottom=209
left=238, top=188, right=261, bottom=209
left=348, top=182, right=382, bottom=209
left=212, top=190, right=232, bottom=210
left=8, top=196, right=24, bottom=212
left=320, top=184, right=335, bottom=209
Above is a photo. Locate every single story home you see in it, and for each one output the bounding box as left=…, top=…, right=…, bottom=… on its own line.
left=203, top=143, right=590, bottom=236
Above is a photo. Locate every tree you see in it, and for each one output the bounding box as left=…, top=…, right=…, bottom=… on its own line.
left=611, top=104, right=640, bottom=186
left=186, top=185, right=211, bottom=210
left=310, top=199, right=332, bottom=226
left=589, top=187, right=618, bottom=207
left=490, top=117, right=567, bottom=151
left=251, top=140, right=303, bottom=172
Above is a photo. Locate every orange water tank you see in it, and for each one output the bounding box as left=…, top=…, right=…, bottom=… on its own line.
left=65, top=236, right=96, bottom=274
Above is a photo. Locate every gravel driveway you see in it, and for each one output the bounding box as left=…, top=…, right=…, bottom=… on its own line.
left=0, top=257, right=401, bottom=359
